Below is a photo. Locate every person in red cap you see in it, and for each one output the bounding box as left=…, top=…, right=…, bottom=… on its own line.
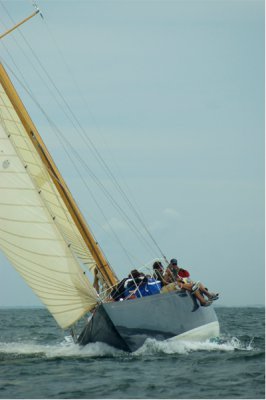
left=164, top=258, right=190, bottom=282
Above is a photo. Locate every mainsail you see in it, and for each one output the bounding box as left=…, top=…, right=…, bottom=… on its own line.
left=0, top=63, right=117, bottom=329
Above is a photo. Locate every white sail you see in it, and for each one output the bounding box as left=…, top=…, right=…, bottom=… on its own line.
left=0, top=78, right=99, bottom=329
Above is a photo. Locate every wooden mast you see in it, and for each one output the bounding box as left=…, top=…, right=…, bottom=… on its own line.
left=0, top=63, right=118, bottom=287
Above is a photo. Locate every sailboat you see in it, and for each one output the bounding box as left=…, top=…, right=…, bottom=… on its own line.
left=0, top=9, right=219, bottom=352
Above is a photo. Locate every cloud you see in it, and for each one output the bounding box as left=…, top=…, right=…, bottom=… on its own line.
left=148, top=208, right=181, bottom=233
left=163, top=208, right=181, bottom=220
left=102, top=217, right=128, bottom=233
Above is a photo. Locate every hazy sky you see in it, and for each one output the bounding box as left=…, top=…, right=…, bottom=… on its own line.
left=0, top=0, right=264, bottom=307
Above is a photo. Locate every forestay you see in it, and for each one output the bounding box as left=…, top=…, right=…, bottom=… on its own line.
left=0, top=72, right=99, bottom=329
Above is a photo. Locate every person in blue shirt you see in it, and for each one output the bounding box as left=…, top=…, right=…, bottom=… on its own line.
left=124, top=269, right=161, bottom=298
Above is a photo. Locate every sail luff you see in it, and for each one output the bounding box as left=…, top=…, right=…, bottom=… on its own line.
left=0, top=63, right=118, bottom=288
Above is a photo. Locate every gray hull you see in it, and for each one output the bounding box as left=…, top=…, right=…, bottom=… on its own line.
left=78, top=290, right=219, bottom=352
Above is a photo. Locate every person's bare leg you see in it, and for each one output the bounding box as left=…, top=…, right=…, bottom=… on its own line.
left=177, top=282, right=211, bottom=305
left=193, top=289, right=211, bottom=305
left=199, top=283, right=219, bottom=299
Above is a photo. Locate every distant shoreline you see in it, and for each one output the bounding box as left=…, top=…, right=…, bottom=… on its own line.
left=0, top=304, right=265, bottom=309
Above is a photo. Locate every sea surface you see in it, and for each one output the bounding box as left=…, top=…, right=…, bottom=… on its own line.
left=0, top=307, right=264, bottom=399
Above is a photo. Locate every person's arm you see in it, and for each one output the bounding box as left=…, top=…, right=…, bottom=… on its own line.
left=163, top=269, right=171, bottom=284
left=93, top=269, right=100, bottom=293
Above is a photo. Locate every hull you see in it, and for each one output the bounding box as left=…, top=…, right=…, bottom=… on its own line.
left=78, top=290, right=219, bottom=352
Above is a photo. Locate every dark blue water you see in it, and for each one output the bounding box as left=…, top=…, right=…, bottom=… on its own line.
left=0, top=307, right=264, bottom=399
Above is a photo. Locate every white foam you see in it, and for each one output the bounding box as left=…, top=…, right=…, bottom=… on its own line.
left=0, top=335, right=255, bottom=358
left=0, top=340, right=122, bottom=358
left=134, top=335, right=255, bottom=355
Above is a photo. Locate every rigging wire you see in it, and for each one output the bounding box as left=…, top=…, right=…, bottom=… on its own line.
left=0, top=55, right=152, bottom=267
left=0, top=11, right=105, bottom=276
left=31, top=9, right=167, bottom=262
left=0, top=5, right=158, bottom=259
left=40, top=18, right=153, bottom=257
left=0, top=3, right=168, bottom=266
left=0, top=12, right=137, bottom=267
left=0, top=9, right=156, bottom=264
left=0, top=58, right=158, bottom=261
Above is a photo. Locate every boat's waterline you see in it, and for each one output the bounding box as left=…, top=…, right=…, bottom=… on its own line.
left=168, top=321, right=220, bottom=343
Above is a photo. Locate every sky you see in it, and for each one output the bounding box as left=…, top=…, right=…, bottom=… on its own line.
left=0, top=0, right=264, bottom=308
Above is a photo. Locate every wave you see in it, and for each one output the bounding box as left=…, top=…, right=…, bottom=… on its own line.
left=0, top=334, right=257, bottom=359
left=134, top=335, right=257, bottom=355
left=0, top=339, right=121, bottom=359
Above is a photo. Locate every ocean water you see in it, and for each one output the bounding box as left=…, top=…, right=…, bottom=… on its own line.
left=0, top=307, right=264, bottom=399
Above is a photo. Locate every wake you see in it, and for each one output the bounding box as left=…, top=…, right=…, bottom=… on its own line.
left=134, top=335, right=255, bottom=355
left=0, top=334, right=255, bottom=359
